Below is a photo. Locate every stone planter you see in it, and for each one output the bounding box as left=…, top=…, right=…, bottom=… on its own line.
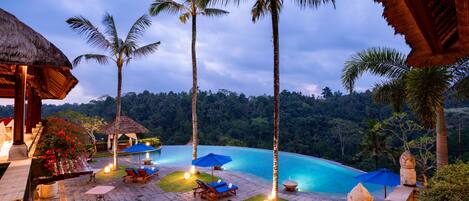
left=37, top=181, right=58, bottom=199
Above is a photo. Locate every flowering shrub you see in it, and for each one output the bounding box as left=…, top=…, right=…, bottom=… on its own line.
left=37, top=118, right=85, bottom=176
left=44, top=117, right=88, bottom=143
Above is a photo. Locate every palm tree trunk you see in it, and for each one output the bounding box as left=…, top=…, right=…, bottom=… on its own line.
left=113, top=64, right=123, bottom=170
left=271, top=8, right=280, bottom=201
left=374, top=154, right=378, bottom=169
left=436, top=106, right=448, bottom=169
left=191, top=13, right=198, bottom=161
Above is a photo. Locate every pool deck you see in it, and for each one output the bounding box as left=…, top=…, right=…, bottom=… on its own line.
left=36, top=156, right=345, bottom=201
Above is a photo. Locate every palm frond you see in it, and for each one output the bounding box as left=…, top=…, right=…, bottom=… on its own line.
left=125, top=15, right=152, bottom=45
left=449, top=57, right=469, bottom=99
left=73, top=54, right=110, bottom=66
left=200, top=8, right=229, bottom=17
left=195, top=0, right=209, bottom=10
left=452, top=77, right=469, bottom=99
left=66, top=16, right=111, bottom=50
left=132, top=42, right=161, bottom=58
left=179, top=12, right=191, bottom=23
left=342, top=47, right=410, bottom=93
left=149, top=0, right=187, bottom=16
left=405, top=67, right=451, bottom=128
left=202, top=0, right=242, bottom=7
left=123, top=40, right=138, bottom=58
left=293, top=0, right=335, bottom=9
left=102, top=13, right=120, bottom=52
left=251, top=0, right=267, bottom=22
left=372, top=79, right=406, bottom=112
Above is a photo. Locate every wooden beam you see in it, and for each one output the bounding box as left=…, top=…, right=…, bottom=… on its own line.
left=0, top=88, right=15, bottom=98
left=13, top=65, right=27, bottom=145
left=455, top=0, right=469, bottom=52
left=405, top=0, right=444, bottom=53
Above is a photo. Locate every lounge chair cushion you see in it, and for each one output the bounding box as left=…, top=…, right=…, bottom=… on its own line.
left=215, top=185, right=238, bottom=193
left=142, top=167, right=159, bottom=175
left=208, top=181, right=227, bottom=188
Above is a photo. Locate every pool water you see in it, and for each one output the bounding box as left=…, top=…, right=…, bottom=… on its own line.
left=131, top=145, right=383, bottom=196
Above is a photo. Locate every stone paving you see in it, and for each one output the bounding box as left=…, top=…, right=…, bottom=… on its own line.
left=38, top=156, right=345, bottom=201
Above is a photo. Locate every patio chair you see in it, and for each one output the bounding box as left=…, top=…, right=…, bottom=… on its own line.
left=193, top=179, right=210, bottom=198
left=123, top=168, right=137, bottom=183
left=136, top=169, right=153, bottom=183
left=143, top=167, right=159, bottom=176
left=206, top=184, right=238, bottom=201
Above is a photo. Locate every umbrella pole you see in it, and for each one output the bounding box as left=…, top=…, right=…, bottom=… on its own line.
left=384, top=185, right=387, bottom=198
left=212, top=167, right=214, bottom=182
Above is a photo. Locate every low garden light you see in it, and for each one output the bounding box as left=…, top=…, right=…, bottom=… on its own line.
left=104, top=166, right=111, bottom=174
left=184, top=172, right=191, bottom=180
left=190, top=165, right=197, bottom=174
left=268, top=191, right=276, bottom=200
left=108, top=163, right=113, bottom=169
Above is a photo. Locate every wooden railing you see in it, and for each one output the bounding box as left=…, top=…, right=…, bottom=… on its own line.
left=0, top=123, right=43, bottom=201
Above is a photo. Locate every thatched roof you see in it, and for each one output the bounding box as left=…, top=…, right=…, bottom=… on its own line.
left=375, top=0, right=469, bottom=67
left=100, top=116, right=149, bottom=135
left=0, top=8, right=71, bottom=68
left=0, top=8, right=77, bottom=99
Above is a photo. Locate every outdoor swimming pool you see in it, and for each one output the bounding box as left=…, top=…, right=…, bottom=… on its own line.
left=132, top=145, right=382, bottom=196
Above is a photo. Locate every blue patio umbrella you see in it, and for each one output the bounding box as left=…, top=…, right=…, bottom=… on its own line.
left=355, top=168, right=400, bottom=198
left=123, top=143, right=156, bottom=166
left=192, top=153, right=232, bottom=181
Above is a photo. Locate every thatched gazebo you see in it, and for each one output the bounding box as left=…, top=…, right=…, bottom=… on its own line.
left=375, top=0, right=469, bottom=67
left=100, top=116, right=149, bottom=149
left=0, top=8, right=77, bottom=160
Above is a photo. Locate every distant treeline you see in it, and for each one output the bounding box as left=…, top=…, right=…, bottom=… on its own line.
left=0, top=88, right=467, bottom=170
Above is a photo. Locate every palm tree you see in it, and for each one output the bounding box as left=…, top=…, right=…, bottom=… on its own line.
left=149, top=0, right=229, bottom=161
left=251, top=0, right=335, bottom=199
left=67, top=14, right=160, bottom=169
left=360, top=120, right=391, bottom=169
left=342, top=47, right=469, bottom=169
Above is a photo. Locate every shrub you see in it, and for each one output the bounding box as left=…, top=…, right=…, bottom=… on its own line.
left=36, top=117, right=89, bottom=176
left=139, top=137, right=161, bottom=148
left=96, top=141, right=108, bottom=152
left=43, top=117, right=89, bottom=144
left=36, top=130, right=83, bottom=176
left=420, top=162, right=469, bottom=201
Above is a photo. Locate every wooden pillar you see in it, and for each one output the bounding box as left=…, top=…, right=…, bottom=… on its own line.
left=13, top=65, right=27, bottom=145
left=30, top=91, right=41, bottom=126
left=26, top=88, right=34, bottom=133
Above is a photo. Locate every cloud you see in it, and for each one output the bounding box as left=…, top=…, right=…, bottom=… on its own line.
left=44, top=84, right=98, bottom=105
left=0, top=0, right=411, bottom=104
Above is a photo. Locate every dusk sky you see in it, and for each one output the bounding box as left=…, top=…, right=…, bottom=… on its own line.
left=1, top=0, right=409, bottom=104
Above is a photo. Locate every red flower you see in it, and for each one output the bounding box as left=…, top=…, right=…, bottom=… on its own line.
left=58, top=130, right=66, bottom=137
